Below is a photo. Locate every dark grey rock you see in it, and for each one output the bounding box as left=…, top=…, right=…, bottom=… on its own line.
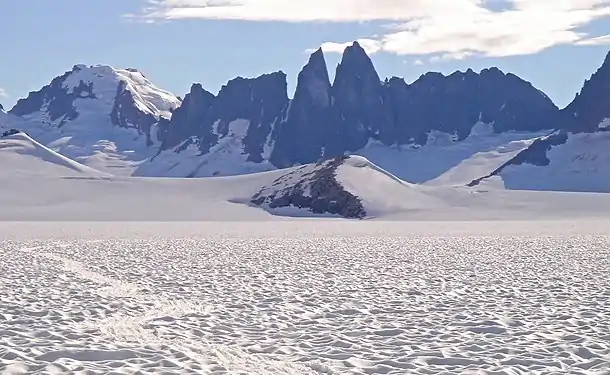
left=251, top=157, right=366, bottom=219
left=269, top=43, right=560, bottom=169
left=383, top=67, right=560, bottom=144
left=1, top=129, right=21, bottom=137
left=158, top=83, right=215, bottom=150
left=10, top=66, right=95, bottom=127
left=270, top=49, right=337, bottom=168
left=110, top=80, right=158, bottom=146
left=562, top=51, right=610, bottom=132
left=164, top=72, right=288, bottom=163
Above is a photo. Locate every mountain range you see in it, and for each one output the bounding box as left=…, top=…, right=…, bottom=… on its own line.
left=2, top=42, right=610, bottom=205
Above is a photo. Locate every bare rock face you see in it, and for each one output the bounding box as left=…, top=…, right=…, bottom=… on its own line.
left=562, top=51, right=610, bottom=132
left=251, top=157, right=366, bottom=219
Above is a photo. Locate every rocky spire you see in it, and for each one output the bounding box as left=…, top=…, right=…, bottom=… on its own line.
left=271, top=48, right=337, bottom=167
left=331, top=41, right=389, bottom=152
left=159, top=83, right=215, bottom=150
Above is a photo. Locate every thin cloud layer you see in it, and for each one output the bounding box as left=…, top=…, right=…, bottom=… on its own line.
left=138, top=0, right=610, bottom=59
left=0, top=88, right=8, bottom=99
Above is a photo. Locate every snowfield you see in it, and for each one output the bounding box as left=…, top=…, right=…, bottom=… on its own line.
left=2, top=223, right=610, bottom=374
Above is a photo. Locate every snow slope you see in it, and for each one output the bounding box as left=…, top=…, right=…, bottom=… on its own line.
left=4, top=126, right=610, bottom=220
left=471, top=131, right=610, bottom=192
left=0, top=131, right=109, bottom=178
left=356, top=124, right=550, bottom=183
left=336, top=156, right=444, bottom=217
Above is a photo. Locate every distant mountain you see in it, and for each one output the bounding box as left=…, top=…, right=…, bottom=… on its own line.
left=7, top=64, right=181, bottom=174
left=148, top=42, right=563, bottom=177
left=7, top=45, right=610, bottom=189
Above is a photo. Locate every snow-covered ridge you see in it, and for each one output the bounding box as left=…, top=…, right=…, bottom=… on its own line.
left=0, top=130, right=110, bottom=177
left=251, top=155, right=442, bottom=218
left=469, top=131, right=610, bottom=192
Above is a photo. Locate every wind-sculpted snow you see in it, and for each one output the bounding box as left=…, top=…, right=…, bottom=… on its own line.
left=2, top=235, right=609, bottom=374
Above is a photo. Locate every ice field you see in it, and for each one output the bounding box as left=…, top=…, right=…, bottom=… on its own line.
left=1, top=222, right=609, bottom=374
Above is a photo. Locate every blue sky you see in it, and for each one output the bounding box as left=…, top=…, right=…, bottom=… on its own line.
left=2, top=0, right=610, bottom=109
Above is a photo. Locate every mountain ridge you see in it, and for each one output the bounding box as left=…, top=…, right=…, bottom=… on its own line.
left=5, top=44, right=610, bottom=186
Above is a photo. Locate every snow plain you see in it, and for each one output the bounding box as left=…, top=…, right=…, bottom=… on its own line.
left=2, top=222, right=610, bottom=375
left=3, top=123, right=610, bottom=374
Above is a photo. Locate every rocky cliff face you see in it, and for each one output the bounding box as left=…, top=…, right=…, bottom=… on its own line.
left=268, top=42, right=560, bottom=168
left=270, top=49, right=337, bottom=167
left=385, top=68, right=560, bottom=143
left=162, top=72, right=289, bottom=164
left=562, top=51, right=610, bottom=132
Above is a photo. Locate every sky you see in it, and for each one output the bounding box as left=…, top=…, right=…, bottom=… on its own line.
left=2, top=0, right=610, bottom=109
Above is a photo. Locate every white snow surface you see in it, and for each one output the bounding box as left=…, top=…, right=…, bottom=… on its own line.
left=356, top=128, right=550, bottom=183
left=2, top=223, right=610, bottom=374
left=5, top=140, right=610, bottom=221
left=488, top=131, right=610, bottom=192
left=598, top=118, right=610, bottom=130
left=336, top=156, right=445, bottom=217
left=0, top=131, right=109, bottom=178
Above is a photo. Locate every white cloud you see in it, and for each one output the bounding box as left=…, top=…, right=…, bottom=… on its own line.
left=0, top=88, right=8, bottom=99
left=577, top=34, right=610, bottom=45
left=139, top=0, right=610, bottom=59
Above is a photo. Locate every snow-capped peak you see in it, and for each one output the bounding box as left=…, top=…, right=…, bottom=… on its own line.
left=10, top=64, right=181, bottom=128
left=63, top=64, right=180, bottom=120
left=6, top=64, right=183, bottom=175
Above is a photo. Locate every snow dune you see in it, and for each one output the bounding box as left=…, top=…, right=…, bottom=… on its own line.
left=2, top=229, right=609, bottom=374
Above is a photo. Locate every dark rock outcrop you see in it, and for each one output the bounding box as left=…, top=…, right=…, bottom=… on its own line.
left=562, top=51, right=610, bottom=132
left=383, top=68, right=560, bottom=144
left=158, top=83, right=215, bottom=150
left=110, top=80, right=158, bottom=145
left=251, top=157, right=366, bottom=219
left=1, top=129, right=21, bottom=137
left=10, top=66, right=95, bottom=126
left=330, top=41, right=390, bottom=152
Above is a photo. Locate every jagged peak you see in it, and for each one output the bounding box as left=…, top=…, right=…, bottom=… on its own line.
left=222, top=70, right=287, bottom=88
left=333, top=40, right=380, bottom=89
left=383, top=76, right=408, bottom=88
left=342, top=41, right=368, bottom=57
left=302, top=47, right=329, bottom=76
left=188, top=82, right=213, bottom=97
